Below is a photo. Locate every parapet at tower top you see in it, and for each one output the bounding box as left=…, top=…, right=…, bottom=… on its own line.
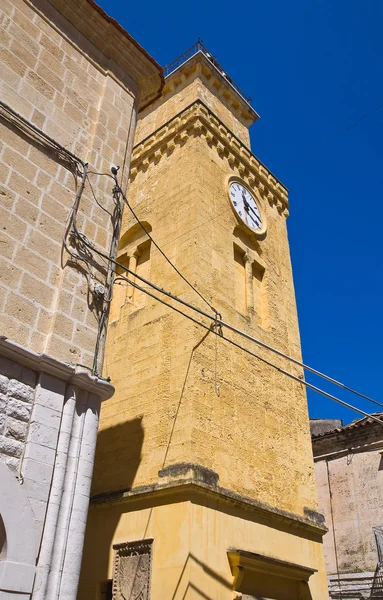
left=163, top=39, right=253, bottom=107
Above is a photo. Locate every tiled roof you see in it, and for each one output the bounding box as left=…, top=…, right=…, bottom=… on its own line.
left=311, top=413, right=383, bottom=439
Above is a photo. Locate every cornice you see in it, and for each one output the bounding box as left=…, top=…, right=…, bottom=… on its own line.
left=163, top=51, right=259, bottom=126
left=129, top=100, right=289, bottom=216
left=227, top=549, right=317, bottom=591
left=0, top=337, right=114, bottom=401
left=91, top=478, right=326, bottom=537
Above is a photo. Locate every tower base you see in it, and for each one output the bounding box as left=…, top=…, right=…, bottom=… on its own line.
left=79, top=467, right=329, bottom=599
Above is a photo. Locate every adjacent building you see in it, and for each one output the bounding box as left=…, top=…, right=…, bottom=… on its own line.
left=312, top=414, right=383, bottom=598
left=79, top=43, right=329, bottom=599
left=0, top=0, right=162, bottom=598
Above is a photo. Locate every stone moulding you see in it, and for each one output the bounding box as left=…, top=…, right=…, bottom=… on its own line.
left=228, top=549, right=317, bottom=599
left=0, top=336, right=114, bottom=401
left=161, top=51, right=259, bottom=126
left=91, top=477, right=327, bottom=538
left=129, top=100, right=289, bottom=216
left=227, top=548, right=317, bottom=584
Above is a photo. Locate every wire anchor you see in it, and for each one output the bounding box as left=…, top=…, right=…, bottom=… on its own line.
left=212, top=311, right=223, bottom=397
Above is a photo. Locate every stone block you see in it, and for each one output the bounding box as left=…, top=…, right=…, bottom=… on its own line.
left=22, top=456, right=53, bottom=486
left=35, top=373, right=65, bottom=410
left=2, top=454, right=19, bottom=473
left=19, top=367, right=37, bottom=388
left=23, top=476, right=50, bottom=502
left=1, top=45, right=27, bottom=77
left=8, top=379, right=34, bottom=403
left=5, top=293, right=39, bottom=328
left=31, top=402, right=61, bottom=430
left=5, top=416, right=28, bottom=442
left=28, top=495, right=48, bottom=526
left=6, top=397, right=32, bottom=422
left=23, top=440, right=56, bottom=466
left=0, top=413, right=5, bottom=435
left=20, top=273, right=55, bottom=311
left=0, top=434, right=23, bottom=457
left=0, top=375, right=9, bottom=394
left=28, top=421, right=59, bottom=450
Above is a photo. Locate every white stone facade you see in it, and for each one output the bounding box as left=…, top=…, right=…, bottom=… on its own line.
left=0, top=338, right=114, bottom=599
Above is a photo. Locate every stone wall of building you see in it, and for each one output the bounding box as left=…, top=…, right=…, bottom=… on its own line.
left=0, top=357, right=35, bottom=475
left=0, top=1, right=162, bottom=597
left=312, top=415, right=383, bottom=599
left=1, top=0, right=162, bottom=370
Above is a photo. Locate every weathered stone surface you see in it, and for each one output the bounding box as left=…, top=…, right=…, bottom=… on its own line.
left=8, top=379, right=34, bottom=402
left=6, top=398, right=32, bottom=422
left=312, top=416, right=383, bottom=598
left=0, top=434, right=23, bottom=457
left=310, top=419, right=342, bottom=437
left=0, top=359, right=36, bottom=470
left=5, top=416, right=28, bottom=441
left=0, top=374, right=8, bottom=394
left=112, top=539, right=153, bottom=600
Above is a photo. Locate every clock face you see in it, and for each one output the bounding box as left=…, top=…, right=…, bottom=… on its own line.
left=229, top=182, right=263, bottom=232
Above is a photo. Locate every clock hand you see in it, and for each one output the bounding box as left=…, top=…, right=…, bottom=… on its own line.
left=246, top=202, right=262, bottom=222
left=244, top=204, right=261, bottom=228
left=242, top=198, right=261, bottom=228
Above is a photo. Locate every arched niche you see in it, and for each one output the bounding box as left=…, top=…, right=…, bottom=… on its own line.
left=110, top=221, right=153, bottom=321
left=118, top=221, right=152, bottom=255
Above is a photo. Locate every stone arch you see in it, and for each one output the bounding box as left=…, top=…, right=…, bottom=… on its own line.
left=118, top=221, right=152, bottom=253
left=0, top=460, right=36, bottom=597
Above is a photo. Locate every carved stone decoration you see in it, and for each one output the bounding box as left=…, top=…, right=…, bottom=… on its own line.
left=112, top=539, right=153, bottom=600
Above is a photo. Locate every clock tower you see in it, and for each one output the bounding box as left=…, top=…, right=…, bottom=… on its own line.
left=79, top=43, right=329, bottom=600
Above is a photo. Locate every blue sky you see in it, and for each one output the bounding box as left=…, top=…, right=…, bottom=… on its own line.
left=99, top=0, right=383, bottom=424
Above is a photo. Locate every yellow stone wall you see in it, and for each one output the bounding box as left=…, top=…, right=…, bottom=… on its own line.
left=93, top=100, right=317, bottom=516
left=79, top=497, right=328, bottom=600
left=80, top=56, right=328, bottom=599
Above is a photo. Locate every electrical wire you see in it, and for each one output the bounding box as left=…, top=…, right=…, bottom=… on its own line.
left=115, top=266, right=383, bottom=412
left=114, top=274, right=383, bottom=426
left=338, top=102, right=383, bottom=135
left=64, top=165, right=121, bottom=376
left=68, top=169, right=383, bottom=412
left=76, top=168, right=219, bottom=316
left=0, top=100, right=83, bottom=174
left=92, top=175, right=124, bottom=375
left=86, top=173, right=114, bottom=217
left=113, top=177, right=219, bottom=316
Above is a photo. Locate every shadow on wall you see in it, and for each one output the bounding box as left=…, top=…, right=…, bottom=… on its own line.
left=78, top=417, right=144, bottom=599
left=0, top=515, right=6, bottom=559
left=91, top=416, right=144, bottom=497
left=171, top=552, right=232, bottom=600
